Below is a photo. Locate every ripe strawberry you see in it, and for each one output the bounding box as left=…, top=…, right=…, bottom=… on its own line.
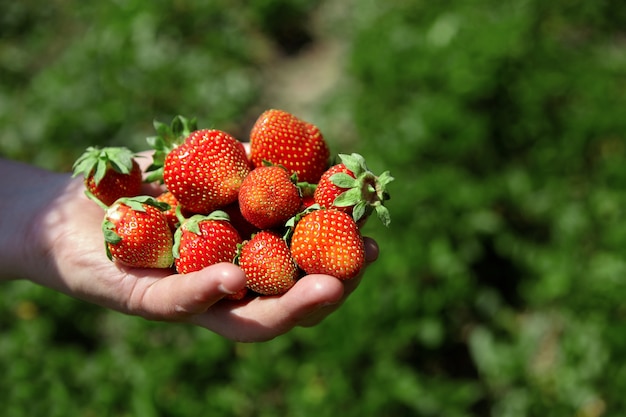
left=289, top=209, right=365, bottom=280
left=164, top=129, right=250, bottom=214
left=237, top=231, right=298, bottom=295
left=300, top=195, right=316, bottom=211
left=72, top=146, right=143, bottom=206
left=238, top=165, right=302, bottom=230
left=173, top=210, right=242, bottom=275
left=249, top=109, right=330, bottom=183
left=145, top=115, right=198, bottom=183
left=155, top=190, right=183, bottom=231
left=314, top=153, right=394, bottom=227
left=102, top=196, right=174, bottom=268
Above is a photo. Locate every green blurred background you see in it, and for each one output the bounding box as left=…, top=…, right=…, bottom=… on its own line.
left=2, top=0, right=626, bottom=415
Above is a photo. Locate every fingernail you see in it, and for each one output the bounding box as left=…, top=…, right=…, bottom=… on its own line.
left=218, top=283, right=237, bottom=294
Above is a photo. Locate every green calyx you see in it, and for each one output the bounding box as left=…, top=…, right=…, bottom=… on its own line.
left=331, top=153, right=394, bottom=227
left=72, top=146, right=138, bottom=185
left=116, top=195, right=171, bottom=213
left=172, top=209, right=231, bottom=259
left=145, top=115, right=198, bottom=183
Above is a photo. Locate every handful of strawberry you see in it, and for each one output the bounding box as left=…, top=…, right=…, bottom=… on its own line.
left=73, top=109, right=393, bottom=298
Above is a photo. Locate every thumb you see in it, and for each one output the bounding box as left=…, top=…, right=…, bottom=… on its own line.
left=132, top=262, right=246, bottom=320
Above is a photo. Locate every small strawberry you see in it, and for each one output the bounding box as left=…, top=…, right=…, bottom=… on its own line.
left=314, top=153, right=394, bottom=227
left=173, top=210, right=242, bottom=275
left=289, top=208, right=365, bottom=280
left=237, top=231, right=299, bottom=295
left=298, top=181, right=317, bottom=211
left=164, top=129, right=251, bottom=214
left=300, top=195, right=316, bottom=211
left=102, top=196, right=174, bottom=268
left=155, top=190, right=183, bottom=231
left=238, top=165, right=302, bottom=230
left=249, top=109, right=330, bottom=183
left=72, top=146, right=143, bottom=206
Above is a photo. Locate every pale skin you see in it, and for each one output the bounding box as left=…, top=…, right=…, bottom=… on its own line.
left=0, top=153, right=379, bottom=342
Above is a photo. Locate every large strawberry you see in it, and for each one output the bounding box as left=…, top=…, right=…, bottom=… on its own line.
left=238, top=165, right=302, bottom=230
left=72, top=146, right=143, bottom=206
left=173, top=210, right=242, bottom=275
left=163, top=129, right=250, bottom=214
left=249, top=109, right=330, bottom=183
left=314, top=153, right=393, bottom=226
left=237, top=231, right=299, bottom=295
left=102, top=196, right=174, bottom=268
left=289, top=208, right=365, bottom=280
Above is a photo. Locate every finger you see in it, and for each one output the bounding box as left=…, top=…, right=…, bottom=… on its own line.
left=192, top=236, right=380, bottom=341
left=191, top=274, right=345, bottom=342
left=128, top=262, right=246, bottom=321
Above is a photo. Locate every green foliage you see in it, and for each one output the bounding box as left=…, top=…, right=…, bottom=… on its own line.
left=0, top=1, right=262, bottom=169
left=348, top=0, right=626, bottom=414
left=2, top=0, right=626, bottom=416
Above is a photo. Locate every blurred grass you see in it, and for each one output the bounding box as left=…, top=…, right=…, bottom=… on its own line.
left=3, top=0, right=626, bottom=416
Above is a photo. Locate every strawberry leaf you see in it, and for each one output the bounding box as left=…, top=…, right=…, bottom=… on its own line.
left=377, top=171, right=395, bottom=191
left=330, top=172, right=358, bottom=188
left=104, top=147, right=134, bottom=174
left=72, top=146, right=137, bottom=186
left=84, top=189, right=109, bottom=210
left=145, top=115, right=198, bottom=183
left=171, top=115, right=197, bottom=138
left=93, top=158, right=108, bottom=185
left=206, top=210, right=231, bottom=222
left=184, top=215, right=205, bottom=235
left=338, top=153, right=367, bottom=176
left=116, top=196, right=170, bottom=213
left=333, top=188, right=362, bottom=207
left=352, top=201, right=368, bottom=223
left=102, top=220, right=122, bottom=245
left=375, top=204, right=391, bottom=227
left=172, top=227, right=184, bottom=259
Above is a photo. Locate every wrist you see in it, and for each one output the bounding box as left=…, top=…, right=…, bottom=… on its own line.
left=0, top=159, right=73, bottom=283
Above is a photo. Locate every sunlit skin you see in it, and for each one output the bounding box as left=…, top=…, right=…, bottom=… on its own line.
left=0, top=146, right=379, bottom=342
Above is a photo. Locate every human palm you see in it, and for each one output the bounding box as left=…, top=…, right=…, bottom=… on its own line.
left=26, top=163, right=378, bottom=342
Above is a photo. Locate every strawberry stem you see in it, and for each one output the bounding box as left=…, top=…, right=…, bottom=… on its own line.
left=145, top=115, right=198, bottom=183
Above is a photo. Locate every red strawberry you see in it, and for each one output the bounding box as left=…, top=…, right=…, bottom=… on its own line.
left=300, top=195, right=316, bottom=211
left=289, top=209, right=365, bottom=280
left=238, top=165, right=302, bottom=230
left=103, top=196, right=174, bottom=268
left=237, top=231, right=299, bottom=295
left=173, top=210, right=242, bottom=275
left=144, top=115, right=198, bottom=184
left=155, top=190, right=183, bottom=231
left=314, top=153, right=393, bottom=227
left=72, top=146, right=143, bottom=206
left=249, top=109, right=330, bottom=183
left=164, top=129, right=250, bottom=214
left=298, top=181, right=317, bottom=211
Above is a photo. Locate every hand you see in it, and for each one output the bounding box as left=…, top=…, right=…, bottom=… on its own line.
left=2, top=158, right=379, bottom=342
